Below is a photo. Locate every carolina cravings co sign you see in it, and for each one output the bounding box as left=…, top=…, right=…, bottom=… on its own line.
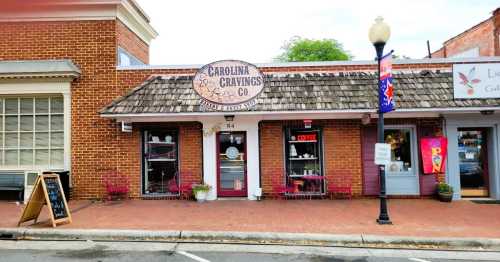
left=193, top=60, right=264, bottom=111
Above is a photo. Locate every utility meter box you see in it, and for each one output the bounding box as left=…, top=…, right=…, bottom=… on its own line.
left=24, top=171, right=40, bottom=204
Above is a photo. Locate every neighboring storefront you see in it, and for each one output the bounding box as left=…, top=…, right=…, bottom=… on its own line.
left=443, top=63, right=500, bottom=200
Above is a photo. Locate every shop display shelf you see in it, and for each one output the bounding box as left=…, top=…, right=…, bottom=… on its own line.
left=147, top=141, right=176, bottom=145
left=288, top=157, right=318, bottom=160
left=288, top=174, right=322, bottom=178
left=146, top=158, right=176, bottom=162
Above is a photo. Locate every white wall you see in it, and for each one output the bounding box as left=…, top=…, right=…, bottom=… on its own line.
left=200, top=115, right=261, bottom=200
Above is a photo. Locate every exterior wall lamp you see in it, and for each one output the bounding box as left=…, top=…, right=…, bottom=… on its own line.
left=369, top=16, right=392, bottom=225
left=361, top=113, right=372, bottom=125
left=224, top=115, right=235, bottom=121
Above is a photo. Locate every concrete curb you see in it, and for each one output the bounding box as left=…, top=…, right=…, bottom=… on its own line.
left=1, top=228, right=500, bottom=250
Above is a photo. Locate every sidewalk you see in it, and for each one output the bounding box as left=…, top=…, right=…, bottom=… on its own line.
left=2, top=199, right=500, bottom=239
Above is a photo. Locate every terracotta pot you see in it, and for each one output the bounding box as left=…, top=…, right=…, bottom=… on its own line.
left=438, top=192, right=453, bottom=202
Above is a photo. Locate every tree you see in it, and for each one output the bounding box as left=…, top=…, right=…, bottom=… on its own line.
left=275, top=36, right=352, bottom=62
left=392, top=54, right=412, bottom=59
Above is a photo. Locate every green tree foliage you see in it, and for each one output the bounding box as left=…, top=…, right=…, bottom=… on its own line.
left=275, top=37, right=352, bottom=62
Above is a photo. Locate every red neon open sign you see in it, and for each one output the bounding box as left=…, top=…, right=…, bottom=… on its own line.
left=297, top=134, right=316, bottom=141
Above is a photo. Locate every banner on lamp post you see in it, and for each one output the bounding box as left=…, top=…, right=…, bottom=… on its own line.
left=379, top=52, right=394, bottom=113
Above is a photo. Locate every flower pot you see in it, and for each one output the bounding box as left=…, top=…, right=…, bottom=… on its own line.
left=195, top=190, right=208, bottom=202
left=438, top=192, right=453, bottom=202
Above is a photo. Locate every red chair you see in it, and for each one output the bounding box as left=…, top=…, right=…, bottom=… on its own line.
left=327, top=176, right=352, bottom=200
left=102, top=170, right=130, bottom=201
left=179, top=183, right=193, bottom=200
left=178, top=171, right=194, bottom=200
left=167, top=178, right=179, bottom=195
left=269, top=168, right=294, bottom=200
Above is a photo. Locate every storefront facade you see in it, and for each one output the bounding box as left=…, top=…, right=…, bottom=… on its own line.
left=102, top=62, right=500, bottom=201
left=445, top=114, right=500, bottom=200
left=2, top=1, right=500, bottom=201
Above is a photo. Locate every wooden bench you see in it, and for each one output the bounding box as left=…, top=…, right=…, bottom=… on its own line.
left=0, top=172, right=24, bottom=201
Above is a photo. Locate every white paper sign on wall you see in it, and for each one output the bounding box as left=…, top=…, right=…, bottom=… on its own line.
left=374, top=143, right=391, bottom=165
left=453, top=63, right=500, bottom=99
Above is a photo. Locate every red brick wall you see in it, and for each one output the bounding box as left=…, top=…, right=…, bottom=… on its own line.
left=444, top=19, right=496, bottom=57
left=116, top=20, right=149, bottom=64
left=431, top=48, right=445, bottom=58
left=259, top=121, right=285, bottom=193
left=259, top=120, right=363, bottom=196
left=0, top=20, right=121, bottom=199
left=433, top=9, right=500, bottom=58
left=179, top=122, right=203, bottom=185
left=323, top=120, right=363, bottom=196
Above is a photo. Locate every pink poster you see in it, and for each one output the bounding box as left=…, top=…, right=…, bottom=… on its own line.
left=421, top=137, right=448, bottom=174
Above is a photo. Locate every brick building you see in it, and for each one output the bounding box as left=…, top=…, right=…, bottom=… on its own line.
left=1, top=1, right=500, bottom=202
left=432, top=8, right=500, bottom=58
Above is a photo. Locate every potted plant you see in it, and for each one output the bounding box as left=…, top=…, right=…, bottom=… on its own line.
left=436, top=182, right=453, bottom=202
left=192, top=183, right=211, bottom=202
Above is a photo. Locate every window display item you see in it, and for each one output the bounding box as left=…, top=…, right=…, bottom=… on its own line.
left=165, top=135, right=172, bottom=143
left=225, top=146, right=239, bottom=160
left=290, top=144, right=297, bottom=157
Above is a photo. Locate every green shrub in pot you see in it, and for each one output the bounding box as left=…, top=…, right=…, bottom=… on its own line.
left=436, top=182, right=453, bottom=202
left=192, top=183, right=211, bottom=202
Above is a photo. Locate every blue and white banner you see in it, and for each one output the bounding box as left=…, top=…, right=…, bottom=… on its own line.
left=379, top=52, right=394, bottom=113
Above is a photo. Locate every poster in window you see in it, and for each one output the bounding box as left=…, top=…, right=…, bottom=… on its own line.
left=421, top=137, right=448, bottom=174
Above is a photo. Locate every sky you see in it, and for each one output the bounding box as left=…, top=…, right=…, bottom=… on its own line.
left=136, top=0, right=499, bottom=65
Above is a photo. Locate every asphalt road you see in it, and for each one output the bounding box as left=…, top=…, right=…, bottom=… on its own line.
left=1, top=240, right=499, bottom=262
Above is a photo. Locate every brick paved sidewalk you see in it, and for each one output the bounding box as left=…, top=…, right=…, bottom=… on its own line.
left=2, top=199, right=500, bottom=238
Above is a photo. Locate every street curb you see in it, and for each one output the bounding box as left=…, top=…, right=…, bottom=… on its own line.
left=1, top=228, right=500, bottom=250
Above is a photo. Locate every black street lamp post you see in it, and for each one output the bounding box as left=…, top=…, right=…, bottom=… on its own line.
left=369, top=17, right=392, bottom=225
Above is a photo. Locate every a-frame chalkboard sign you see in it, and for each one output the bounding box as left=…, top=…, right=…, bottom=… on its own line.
left=18, top=173, right=72, bottom=227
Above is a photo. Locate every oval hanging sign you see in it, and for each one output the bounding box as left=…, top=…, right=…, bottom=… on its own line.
left=193, top=60, right=264, bottom=111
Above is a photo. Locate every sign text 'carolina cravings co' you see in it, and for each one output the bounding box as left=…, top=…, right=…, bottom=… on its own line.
left=193, top=60, right=265, bottom=111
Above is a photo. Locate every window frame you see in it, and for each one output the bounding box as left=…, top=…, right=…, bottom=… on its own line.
left=141, top=127, right=180, bottom=196
left=283, top=126, right=325, bottom=195
left=0, top=96, right=65, bottom=169
left=383, top=125, right=419, bottom=177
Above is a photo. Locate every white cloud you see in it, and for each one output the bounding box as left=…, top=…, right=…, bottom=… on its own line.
left=136, top=0, right=499, bottom=65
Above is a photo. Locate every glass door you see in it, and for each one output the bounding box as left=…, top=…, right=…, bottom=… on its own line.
left=458, top=129, right=489, bottom=197
left=217, top=132, right=247, bottom=197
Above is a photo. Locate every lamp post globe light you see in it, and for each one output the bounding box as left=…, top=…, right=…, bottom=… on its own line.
left=369, top=16, right=392, bottom=225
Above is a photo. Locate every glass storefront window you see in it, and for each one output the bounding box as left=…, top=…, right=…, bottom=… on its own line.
left=384, top=129, right=412, bottom=174
left=0, top=96, right=64, bottom=169
left=143, top=129, right=178, bottom=195
left=284, top=128, right=324, bottom=194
